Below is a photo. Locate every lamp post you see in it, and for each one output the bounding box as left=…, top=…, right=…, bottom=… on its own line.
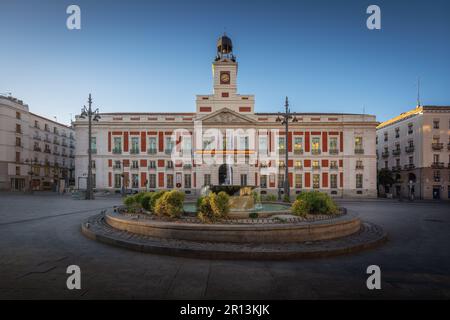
left=79, top=94, right=101, bottom=200
left=25, top=158, right=39, bottom=194
left=275, top=97, right=299, bottom=201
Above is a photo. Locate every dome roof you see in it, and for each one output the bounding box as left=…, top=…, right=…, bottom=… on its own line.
left=217, top=35, right=233, bottom=54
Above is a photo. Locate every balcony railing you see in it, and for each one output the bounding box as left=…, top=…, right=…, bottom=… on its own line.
left=130, top=148, right=140, bottom=154
left=329, top=149, right=339, bottom=155
left=53, top=140, right=60, bottom=145
left=183, top=164, right=192, bottom=169
left=33, top=147, right=41, bottom=152
left=33, top=135, right=41, bottom=141
left=293, top=149, right=303, bottom=155
left=431, top=162, right=444, bottom=169
left=356, top=165, right=364, bottom=170
left=70, top=144, right=75, bottom=149
left=312, top=165, right=321, bottom=170
left=294, top=165, right=303, bottom=170
left=148, top=165, right=157, bottom=170
left=404, top=164, right=415, bottom=170
left=147, top=149, right=157, bottom=155
left=53, top=151, right=60, bottom=156
left=130, top=166, right=139, bottom=170
left=405, top=145, right=414, bottom=153
left=165, top=149, right=173, bottom=155
left=278, top=149, right=286, bottom=155
left=44, top=149, right=51, bottom=154
left=311, top=149, right=321, bottom=155
left=330, top=165, right=339, bottom=170
left=166, top=165, right=174, bottom=170
left=392, top=149, right=401, bottom=156
left=113, top=165, right=122, bottom=170
left=354, top=148, right=364, bottom=154
left=112, top=148, right=122, bottom=154
left=62, top=142, right=68, bottom=147
left=382, top=151, right=389, bottom=158
left=432, top=143, right=443, bottom=151
left=392, top=165, right=402, bottom=172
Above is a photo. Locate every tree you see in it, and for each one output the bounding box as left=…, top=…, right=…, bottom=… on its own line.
left=377, top=169, right=394, bottom=196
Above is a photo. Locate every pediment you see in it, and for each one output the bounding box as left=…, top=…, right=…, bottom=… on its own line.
left=198, top=108, right=256, bottom=124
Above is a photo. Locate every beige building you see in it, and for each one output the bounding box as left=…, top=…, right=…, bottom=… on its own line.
left=73, top=35, right=378, bottom=198
left=376, top=105, right=450, bottom=200
left=0, top=95, right=76, bottom=191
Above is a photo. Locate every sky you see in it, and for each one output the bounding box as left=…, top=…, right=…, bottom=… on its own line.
left=0, top=0, right=449, bottom=126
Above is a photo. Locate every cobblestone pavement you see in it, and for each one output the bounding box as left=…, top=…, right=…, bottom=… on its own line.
left=0, top=192, right=449, bottom=299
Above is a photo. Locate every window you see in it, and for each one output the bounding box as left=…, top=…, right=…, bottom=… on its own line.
left=277, top=174, right=284, bottom=188
left=260, top=175, right=267, bottom=188
left=240, top=174, right=247, bottom=186
left=408, top=123, right=413, bottom=134
left=356, top=160, right=363, bottom=169
left=113, top=137, right=122, bottom=153
left=167, top=174, right=174, bottom=188
left=184, top=174, right=191, bottom=188
left=313, top=174, right=320, bottom=189
left=356, top=174, right=363, bottom=188
left=182, top=136, right=192, bottom=156
left=131, top=174, right=139, bottom=188
left=167, top=160, right=174, bottom=168
left=16, top=166, right=20, bottom=176
left=204, top=174, right=211, bottom=186
left=384, top=161, right=388, bottom=169
left=396, top=158, right=400, bottom=166
left=16, top=112, right=21, bottom=119
left=294, top=137, right=303, bottom=154
left=16, top=152, right=20, bottom=162
left=409, top=156, right=414, bottom=165
left=165, top=137, right=174, bottom=154
left=34, top=120, right=39, bottom=128
left=329, top=137, right=338, bottom=153
left=16, top=124, right=21, bottom=133
left=114, top=160, right=121, bottom=169
left=91, top=160, right=96, bottom=169
left=202, top=136, right=214, bottom=150
left=148, top=137, right=157, bottom=154
left=295, top=174, right=302, bottom=188
left=90, top=137, right=97, bottom=153
left=278, top=137, right=286, bottom=154
left=148, top=174, right=156, bottom=188
left=330, top=174, right=338, bottom=189
left=311, top=137, right=320, bottom=154
left=92, top=174, right=96, bottom=188
left=384, top=132, right=388, bottom=141
left=16, top=137, right=21, bottom=147
left=312, top=160, right=320, bottom=169
left=239, top=136, right=249, bottom=151
left=131, top=137, right=139, bottom=154
left=295, top=160, right=302, bottom=169
left=433, top=154, right=440, bottom=163
left=433, top=120, right=440, bottom=129
left=355, top=137, right=363, bottom=153
left=433, top=171, right=440, bottom=182
left=259, top=136, right=268, bottom=155
left=395, top=128, right=400, bottom=138
left=330, top=160, right=338, bottom=169
left=131, top=160, right=139, bottom=169
left=114, top=175, right=122, bottom=188
left=149, top=160, right=156, bottom=169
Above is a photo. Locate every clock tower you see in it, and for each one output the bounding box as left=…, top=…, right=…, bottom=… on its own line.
left=196, top=35, right=254, bottom=114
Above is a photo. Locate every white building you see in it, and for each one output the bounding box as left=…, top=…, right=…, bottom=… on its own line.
left=0, top=95, right=76, bottom=191
left=73, top=35, right=378, bottom=198
left=376, top=105, right=450, bottom=200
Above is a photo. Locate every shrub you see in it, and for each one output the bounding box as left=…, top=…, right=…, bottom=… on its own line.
left=197, top=192, right=230, bottom=223
left=134, top=192, right=146, bottom=205
left=141, top=192, right=154, bottom=211
left=264, top=194, right=277, bottom=202
left=291, top=192, right=338, bottom=216
left=148, top=190, right=166, bottom=212
left=123, top=194, right=141, bottom=213
left=283, top=194, right=291, bottom=203
left=154, top=190, right=185, bottom=218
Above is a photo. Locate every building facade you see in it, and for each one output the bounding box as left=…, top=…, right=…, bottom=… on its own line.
left=0, top=95, right=76, bottom=191
left=376, top=105, right=450, bottom=200
left=73, top=36, right=378, bottom=198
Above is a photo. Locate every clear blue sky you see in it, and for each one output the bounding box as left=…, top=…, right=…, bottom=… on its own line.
left=1, top=0, right=449, bottom=126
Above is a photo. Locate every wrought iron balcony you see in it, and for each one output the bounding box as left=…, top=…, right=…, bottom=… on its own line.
left=330, top=165, right=339, bottom=170
left=404, top=164, right=415, bottom=170
left=312, top=164, right=321, bottom=170
left=354, top=148, right=364, bottom=154
left=130, top=148, right=140, bottom=154
left=432, top=143, right=443, bottom=151
left=382, top=151, right=389, bottom=158
left=278, top=148, right=286, bottom=155
left=165, top=149, right=173, bottom=155
left=112, top=148, right=122, bottom=154
left=329, top=149, right=339, bottom=155
left=405, top=145, right=414, bottom=153
left=293, top=148, right=303, bottom=155
left=147, top=149, right=157, bottom=155
left=431, top=162, right=444, bottom=169
left=44, top=149, right=51, bottom=154
left=33, top=146, right=41, bottom=152
left=311, top=149, right=321, bottom=155
left=392, top=149, right=401, bottom=156
left=183, top=164, right=192, bottom=170
left=356, top=165, right=364, bottom=170
left=392, top=165, right=402, bottom=172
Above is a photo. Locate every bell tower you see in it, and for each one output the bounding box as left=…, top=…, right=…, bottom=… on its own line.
left=212, top=34, right=238, bottom=96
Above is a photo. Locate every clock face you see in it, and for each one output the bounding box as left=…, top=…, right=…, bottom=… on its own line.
left=220, top=72, right=230, bottom=84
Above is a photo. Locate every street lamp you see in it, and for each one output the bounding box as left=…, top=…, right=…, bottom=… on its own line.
left=79, top=94, right=101, bottom=200
left=25, top=158, right=40, bottom=193
left=275, top=97, right=298, bottom=201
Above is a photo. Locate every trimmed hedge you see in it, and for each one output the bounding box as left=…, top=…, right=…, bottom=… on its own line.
left=291, top=192, right=338, bottom=217
left=197, top=191, right=230, bottom=223
left=154, top=190, right=185, bottom=218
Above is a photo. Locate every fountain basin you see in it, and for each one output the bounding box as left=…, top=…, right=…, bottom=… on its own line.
left=183, top=201, right=291, bottom=218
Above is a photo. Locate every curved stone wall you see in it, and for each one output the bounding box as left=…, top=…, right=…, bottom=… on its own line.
left=105, top=212, right=361, bottom=244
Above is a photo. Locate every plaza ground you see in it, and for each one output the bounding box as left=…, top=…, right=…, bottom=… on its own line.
left=0, top=192, right=449, bottom=299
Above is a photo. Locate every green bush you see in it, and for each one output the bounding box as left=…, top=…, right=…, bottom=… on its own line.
left=283, top=194, right=291, bottom=203
left=123, top=194, right=141, bottom=213
left=134, top=192, right=146, bottom=205
left=291, top=192, right=338, bottom=217
left=147, top=190, right=166, bottom=212
left=264, top=194, right=277, bottom=202
left=197, top=192, right=230, bottom=223
left=154, top=190, right=185, bottom=218
left=141, top=192, right=154, bottom=211
left=249, top=212, right=258, bottom=219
